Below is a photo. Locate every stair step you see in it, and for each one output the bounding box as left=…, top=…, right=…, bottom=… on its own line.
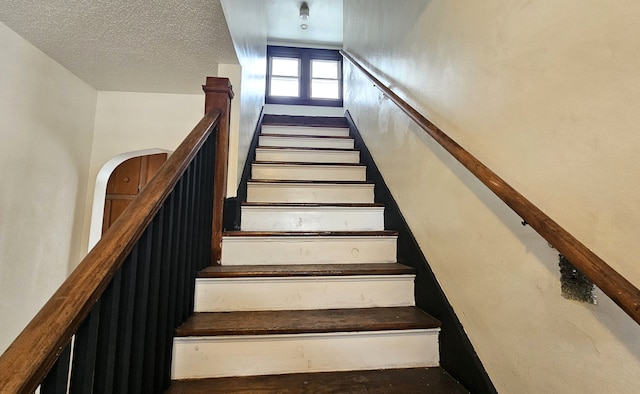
left=221, top=231, right=398, bottom=265
left=262, top=114, right=349, bottom=128
left=166, top=367, right=468, bottom=393
left=198, top=263, right=415, bottom=278
left=240, top=203, right=385, bottom=231
left=171, top=308, right=441, bottom=379
left=247, top=180, right=375, bottom=203
left=252, top=162, right=366, bottom=181
left=262, top=124, right=350, bottom=137
left=259, top=134, right=355, bottom=149
left=194, top=263, right=415, bottom=312
left=176, top=307, right=439, bottom=336
left=255, top=146, right=360, bottom=163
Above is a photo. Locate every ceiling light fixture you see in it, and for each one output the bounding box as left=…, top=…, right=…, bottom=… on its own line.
left=300, top=2, right=310, bottom=20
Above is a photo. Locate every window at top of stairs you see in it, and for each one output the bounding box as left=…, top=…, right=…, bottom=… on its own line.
left=266, top=45, right=343, bottom=107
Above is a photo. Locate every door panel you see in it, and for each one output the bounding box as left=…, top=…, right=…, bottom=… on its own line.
left=102, top=153, right=168, bottom=233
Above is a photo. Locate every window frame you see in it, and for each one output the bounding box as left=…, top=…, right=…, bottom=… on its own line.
left=266, top=46, right=343, bottom=107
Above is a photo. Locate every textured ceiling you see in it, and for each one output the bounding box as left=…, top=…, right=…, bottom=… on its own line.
left=0, top=0, right=239, bottom=93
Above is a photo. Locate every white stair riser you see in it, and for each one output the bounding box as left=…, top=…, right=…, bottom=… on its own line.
left=262, top=125, right=350, bottom=137
left=241, top=206, right=384, bottom=232
left=221, top=236, right=397, bottom=265
left=252, top=164, right=366, bottom=181
left=194, top=276, right=416, bottom=312
left=172, top=330, right=440, bottom=379
left=247, top=183, right=375, bottom=203
left=255, top=148, right=360, bottom=164
left=259, top=135, right=354, bottom=150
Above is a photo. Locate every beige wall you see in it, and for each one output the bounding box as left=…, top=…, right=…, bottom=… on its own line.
left=82, top=91, right=205, bottom=250
left=0, top=22, right=97, bottom=354
left=220, top=0, right=267, bottom=189
left=344, top=1, right=640, bottom=392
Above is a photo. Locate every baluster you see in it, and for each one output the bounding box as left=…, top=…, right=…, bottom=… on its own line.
left=172, top=177, right=186, bottom=327
left=179, top=166, right=193, bottom=322
left=69, top=300, right=101, bottom=392
left=41, top=342, right=71, bottom=394
left=92, top=270, right=122, bottom=394
left=140, top=208, right=165, bottom=391
left=155, top=192, right=176, bottom=391
left=128, top=222, right=154, bottom=393
left=113, top=246, right=140, bottom=394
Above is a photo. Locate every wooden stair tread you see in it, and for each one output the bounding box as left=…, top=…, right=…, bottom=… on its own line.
left=165, top=367, right=468, bottom=393
left=223, top=230, right=398, bottom=237
left=198, top=263, right=415, bottom=278
left=175, top=307, right=440, bottom=337
left=241, top=202, right=384, bottom=207
left=262, top=114, right=349, bottom=127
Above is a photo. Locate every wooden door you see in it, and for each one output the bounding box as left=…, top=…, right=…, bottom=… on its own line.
left=102, top=153, right=167, bottom=233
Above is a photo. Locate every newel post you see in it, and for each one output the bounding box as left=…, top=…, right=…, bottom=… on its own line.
left=203, top=77, right=234, bottom=264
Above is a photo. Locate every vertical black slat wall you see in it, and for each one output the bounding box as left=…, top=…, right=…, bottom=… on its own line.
left=128, top=221, right=154, bottom=394
left=192, top=151, right=204, bottom=273
left=112, top=244, right=140, bottom=394
left=69, top=299, right=102, bottom=392
left=201, top=134, right=216, bottom=268
left=41, top=342, right=72, bottom=394
left=158, top=192, right=177, bottom=391
left=185, top=157, right=198, bottom=314
left=35, top=127, right=218, bottom=393
left=93, top=270, right=123, bottom=394
left=174, top=176, right=187, bottom=326
left=141, top=207, right=165, bottom=392
left=179, top=167, right=193, bottom=323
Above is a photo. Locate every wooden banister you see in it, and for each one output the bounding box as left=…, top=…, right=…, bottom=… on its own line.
left=0, top=109, right=221, bottom=393
left=341, top=50, right=640, bottom=325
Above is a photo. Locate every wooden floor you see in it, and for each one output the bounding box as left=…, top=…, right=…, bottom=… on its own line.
left=165, top=367, right=468, bottom=393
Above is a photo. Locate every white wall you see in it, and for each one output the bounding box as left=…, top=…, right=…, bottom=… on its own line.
left=0, top=22, right=97, bottom=354
left=81, top=91, right=205, bottom=251
left=218, top=63, right=243, bottom=196
left=343, top=1, right=640, bottom=392
left=220, top=0, right=267, bottom=189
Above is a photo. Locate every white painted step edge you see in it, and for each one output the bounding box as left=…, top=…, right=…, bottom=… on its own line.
left=259, top=135, right=354, bottom=149
left=262, top=125, right=350, bottom=137
left=246, top=182, right=374, bottom=203
left=172, top=329, right=440, bottom=379
left=194, top=275, right=416, bottom=312
left=255, top=148, right=360, bottom=164
left=252, top=163, right=367, bottom=182
left=221, top=235, right=397, bottom=265
left=240, top=205, right=385, bottom=232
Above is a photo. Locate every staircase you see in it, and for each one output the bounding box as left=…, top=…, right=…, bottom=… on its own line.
left=166, top=115, right=467, bottom=392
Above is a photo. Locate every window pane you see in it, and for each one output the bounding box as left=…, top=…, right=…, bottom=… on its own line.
left=270, top=77, right=299, bottom=97
left=272, top=57, right=299, bottom=77
left=311, top=59, right=339, bottom=79
left=311, top=79, right=339, bottom=99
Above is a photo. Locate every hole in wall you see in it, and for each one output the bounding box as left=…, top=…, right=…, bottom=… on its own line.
left=559, top=254, right=597, bottom=304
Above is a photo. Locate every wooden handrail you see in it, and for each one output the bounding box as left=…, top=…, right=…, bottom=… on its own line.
left=341, top=50, right=640, bottom=325
left=0, top=110, right=221, bottom=393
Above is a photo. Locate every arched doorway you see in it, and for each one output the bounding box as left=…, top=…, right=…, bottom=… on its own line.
left=102, top=153, right=167, bottom=233
left=88, top=149, right=171, bottom=250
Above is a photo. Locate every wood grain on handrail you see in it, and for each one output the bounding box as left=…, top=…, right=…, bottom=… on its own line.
left=0, top=110, right=221, bottom=394
left=341, top=50, right=640, bottom=325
